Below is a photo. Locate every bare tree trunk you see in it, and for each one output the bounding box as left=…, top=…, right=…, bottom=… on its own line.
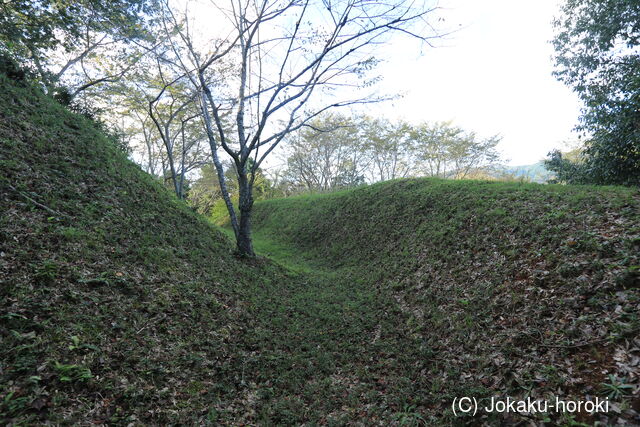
left=165, top=148, right=181, bottom=198
left=149, top=101, right=181, bottom=198
left=236, top=168, right=255, bottom=257
left=178, top=124, right=187, bottom=199
left=198, top=82, right=240, bottom=239
left=161, top=156, right=179, bottom=192
left=178, top=153, right=186, bottom=199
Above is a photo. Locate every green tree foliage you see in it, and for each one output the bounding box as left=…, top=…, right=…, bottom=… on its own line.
left=545, top=149, right=587, bottom=184
left=551, top=0, right=640, bottom=185
left=188, top=162, right=277, bottom=220
left=0, top=0, right=158, bottom=97
left=285, top=114, right=368, bottom=192
left=411, top=121, right=501, bottom=179
left=282, top=115, right=502, bottom=192
left=362, top=117, right=413, bottom=182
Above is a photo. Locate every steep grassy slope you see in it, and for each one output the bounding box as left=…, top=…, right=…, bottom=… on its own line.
left=253, top=179, right=640, bottom=424
left=0, top=72, right=295, bottom=424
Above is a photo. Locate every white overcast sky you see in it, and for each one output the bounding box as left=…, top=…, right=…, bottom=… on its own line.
left=187, top=0, right=582, bottom=168
left=364, top=0, right=582, bottom=166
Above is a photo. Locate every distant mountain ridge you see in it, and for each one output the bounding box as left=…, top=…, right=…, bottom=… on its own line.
left=500, top=161, right=553, bottom=183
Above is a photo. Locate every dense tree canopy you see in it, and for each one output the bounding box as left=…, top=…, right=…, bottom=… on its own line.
left=0, top=0, right=158, bottom=97
left=551, top=0, right=640, bottom=185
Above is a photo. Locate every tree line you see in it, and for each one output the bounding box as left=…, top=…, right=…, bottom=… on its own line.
left=280, top=114, right=501, bottom=193
left=185, top=114, right=503, bottom=219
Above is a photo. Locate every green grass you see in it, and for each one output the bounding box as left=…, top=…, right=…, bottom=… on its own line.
left=0, top=72, right=293, bottom=424
left=251, top=178, right=640, bottom=424
left=219, top=225, right=325, bottom=274
left=2, top=69, right=639, bottom=425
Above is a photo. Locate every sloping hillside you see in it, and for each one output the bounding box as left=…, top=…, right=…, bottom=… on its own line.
left=0, top=71, right=290, bottom=424
left=253, top=179, right=640, bottom=424
left=2, top=67, right=639, bottom=425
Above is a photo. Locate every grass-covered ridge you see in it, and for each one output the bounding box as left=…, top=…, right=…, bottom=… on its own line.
left=0, top=72, right=294, bottom=424
left=253, top=178, right=640, bottom=424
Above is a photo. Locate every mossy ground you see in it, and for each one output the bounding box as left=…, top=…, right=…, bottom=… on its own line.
left=1, top=72, right=639, bottom=425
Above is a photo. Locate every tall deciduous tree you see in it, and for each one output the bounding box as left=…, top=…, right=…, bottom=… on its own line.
left=105, top=46, right=211, bottom=199
left=147, top=75, right=206, bottom=199
left=162, top=0, right=442, bottom=256
left=551, top=0, right=640, bottom=185
left=362, top=117, right=413, bottom=182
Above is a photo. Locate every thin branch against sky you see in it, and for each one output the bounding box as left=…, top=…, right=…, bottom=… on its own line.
left=170, top=0, right=581, bottom=167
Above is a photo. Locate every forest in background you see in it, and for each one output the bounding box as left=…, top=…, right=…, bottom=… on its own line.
left=4, top=0, right=638, bottom=244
